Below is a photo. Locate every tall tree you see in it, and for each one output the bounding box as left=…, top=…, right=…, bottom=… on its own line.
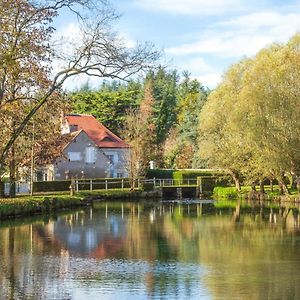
left=146, top=67, right=179, bottom=145
left=199, top=34, right=300, bottom=194
left=71, top=81, right=142, bottom=134
left=122, top=82, right=156, bottom=188
left=0, top=0, right=159, bottom=195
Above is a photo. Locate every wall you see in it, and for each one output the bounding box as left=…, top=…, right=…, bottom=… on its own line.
left=53, top=131, right=129, bottom=180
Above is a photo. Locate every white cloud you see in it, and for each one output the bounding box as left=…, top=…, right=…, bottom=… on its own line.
left=166, top=11, right=300, bottom=58
left=196, top=73, right=222, bottom=88
left=134, top=0, right=249, bottom=15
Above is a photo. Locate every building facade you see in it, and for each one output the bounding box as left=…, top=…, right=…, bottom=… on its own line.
left=38, top=114, right=129, bottom=181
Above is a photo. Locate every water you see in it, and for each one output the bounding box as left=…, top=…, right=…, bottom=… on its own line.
left=1, top=200, right=300, bottom=299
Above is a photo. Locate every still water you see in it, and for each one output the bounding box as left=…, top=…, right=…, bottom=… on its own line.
left=1, top=200, right=300, bottom=300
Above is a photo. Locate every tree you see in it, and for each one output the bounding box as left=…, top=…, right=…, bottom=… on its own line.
left=199, top=34, right=300, bottom=195
left=122, top=82, right=156, bottom=188
left=71, top=80, right=142, bottom=134
left=146, top=67, right=179, bottom=145
left=0, top=0, right=159, bottom=195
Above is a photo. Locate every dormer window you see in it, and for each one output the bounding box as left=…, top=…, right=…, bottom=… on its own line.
left=69, top=125, right=78, bottom=132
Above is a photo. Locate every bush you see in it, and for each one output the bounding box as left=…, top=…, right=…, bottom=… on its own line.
left=33, top=178, right=131, bottom=192
left=146, top=169, right=175, bottom=179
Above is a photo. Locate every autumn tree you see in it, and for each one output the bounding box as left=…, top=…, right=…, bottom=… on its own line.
left=122, top=82, right=156, bottom=188
left=0, top=0, right=159, bottom=196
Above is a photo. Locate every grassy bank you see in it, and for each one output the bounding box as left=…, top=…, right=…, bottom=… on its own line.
left=0, top=188, right=150, bottom=220
left=0, top=194, right=86, bottom=219
left=213, top=186, right=300, bottom=201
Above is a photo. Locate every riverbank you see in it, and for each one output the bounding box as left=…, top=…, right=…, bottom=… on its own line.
left=0, top=188, right=162, bottom=220
left=213, top=186, right=300, bottom=202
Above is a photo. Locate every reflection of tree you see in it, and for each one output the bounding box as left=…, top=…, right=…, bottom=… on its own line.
left=1, top=202, right=300, bottom=299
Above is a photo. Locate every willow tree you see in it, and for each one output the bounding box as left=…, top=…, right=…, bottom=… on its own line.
left=199, top=60, right=253, bottom=191
left=0, top=0, right=159, bottom=195
left=199, top=34, right=300, bottom=195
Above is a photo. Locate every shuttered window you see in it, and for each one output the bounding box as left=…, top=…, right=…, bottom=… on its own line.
left=85, top=147, right=96, bottom=163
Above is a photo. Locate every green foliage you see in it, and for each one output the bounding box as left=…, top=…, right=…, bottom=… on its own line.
left=71, top=81, right=141, bottom=134
left=163, top=72, right=209, bottom=168
left=146, top=169, right=175, bottom=179
left=0, top=196, right=84, bottom=219
left=199, top=34, right=300, bottom=194
left=146, top=67, right=179, bottom=144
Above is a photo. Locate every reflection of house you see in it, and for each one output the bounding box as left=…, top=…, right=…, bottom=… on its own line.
left=38, top=114, right=129, bottom=181
left=36, top=212, right=127, bottom=258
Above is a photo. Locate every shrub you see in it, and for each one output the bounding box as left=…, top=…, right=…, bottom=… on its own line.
left=33, top=178, right=131, bottom=192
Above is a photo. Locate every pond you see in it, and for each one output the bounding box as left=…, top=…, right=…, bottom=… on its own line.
left=1, top=200, right=300, bottom=299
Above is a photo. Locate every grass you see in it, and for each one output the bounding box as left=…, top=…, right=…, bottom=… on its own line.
left=213, top=185, right=300, bottom=201
left=0, top=188, right=143, bottom=220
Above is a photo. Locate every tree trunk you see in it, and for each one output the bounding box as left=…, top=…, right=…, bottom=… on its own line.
left=259, top=179, right=265, bottom=194
left=279, top=179, right=289, bottom=195
left=9, top=144, right=16, bottom=198
left=251, top=183, right=256, bottom=191
left=231, top=171, right=241, bottom=192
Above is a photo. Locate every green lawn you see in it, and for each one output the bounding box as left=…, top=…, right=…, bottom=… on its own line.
left=213, top=185, right=300, bottom=200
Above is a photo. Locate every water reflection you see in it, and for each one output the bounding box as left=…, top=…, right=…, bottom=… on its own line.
left=1, top=200, right=300, bottom=299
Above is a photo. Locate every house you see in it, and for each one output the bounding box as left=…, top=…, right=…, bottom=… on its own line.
left=37, top=114, right=129, bottom=181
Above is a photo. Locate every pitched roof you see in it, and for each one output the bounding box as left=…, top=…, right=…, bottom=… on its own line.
left=64, top=114, right=128, bottom=148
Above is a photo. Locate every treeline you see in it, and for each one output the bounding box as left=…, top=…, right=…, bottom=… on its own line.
left=71, top=67, right=209, bottom=170
left=199, top=34, right=300, bottom=195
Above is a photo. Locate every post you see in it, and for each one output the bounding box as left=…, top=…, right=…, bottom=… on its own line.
left=105, top=179, right=108, bottom=191
left=76, top=179, right=79, bottom=193
left=90, top=179, right=93, bottom=192
left=199, top=177, right=203, bottom=195
left=122, top=179, right=124, bottom=190
left=153, top=177, right=156, bottom=188
left=70, top=178, right=75, bottom=196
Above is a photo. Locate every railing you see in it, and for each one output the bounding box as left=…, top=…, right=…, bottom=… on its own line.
left=4, top=178, right=204, bottom=195
left=72, top=178, right=200, bottom=192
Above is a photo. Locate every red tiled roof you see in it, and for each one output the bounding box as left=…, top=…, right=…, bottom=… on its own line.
left=65, top=114, right=129, bottom=148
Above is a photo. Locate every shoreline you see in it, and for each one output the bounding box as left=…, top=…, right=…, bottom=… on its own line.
left=0, top=189, right=163, bottom=220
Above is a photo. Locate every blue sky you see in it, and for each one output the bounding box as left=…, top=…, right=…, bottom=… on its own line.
left=56, top=0, right=300, bottom=89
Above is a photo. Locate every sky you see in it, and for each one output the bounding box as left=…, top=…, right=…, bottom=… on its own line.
left=56, top=0, right=300, bottom=89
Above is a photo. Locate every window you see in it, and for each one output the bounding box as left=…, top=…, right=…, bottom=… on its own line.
left=68, top=152, right=82, bottom=161
left=86, top=147, right=96, bottom=163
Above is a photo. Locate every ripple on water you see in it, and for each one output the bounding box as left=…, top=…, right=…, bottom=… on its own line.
left=33, top=256, right=210, bottom=300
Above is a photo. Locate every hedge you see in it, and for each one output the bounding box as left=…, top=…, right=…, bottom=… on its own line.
left=147, top=169, right=232, bottom=184
left=146, top=169, right=175, bottom=179
left=0, top=181, right=4, bottom=197
left=33, top=178, right=131, bottom=193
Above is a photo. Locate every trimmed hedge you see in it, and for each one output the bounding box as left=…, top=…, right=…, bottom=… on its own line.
left=0, top=181, right=4, bottom=197
left=147, top=169, right=232, bottom=187
left=146, top=169, right=175, bottom=179
left=33, top=178, right=131, bottom=193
